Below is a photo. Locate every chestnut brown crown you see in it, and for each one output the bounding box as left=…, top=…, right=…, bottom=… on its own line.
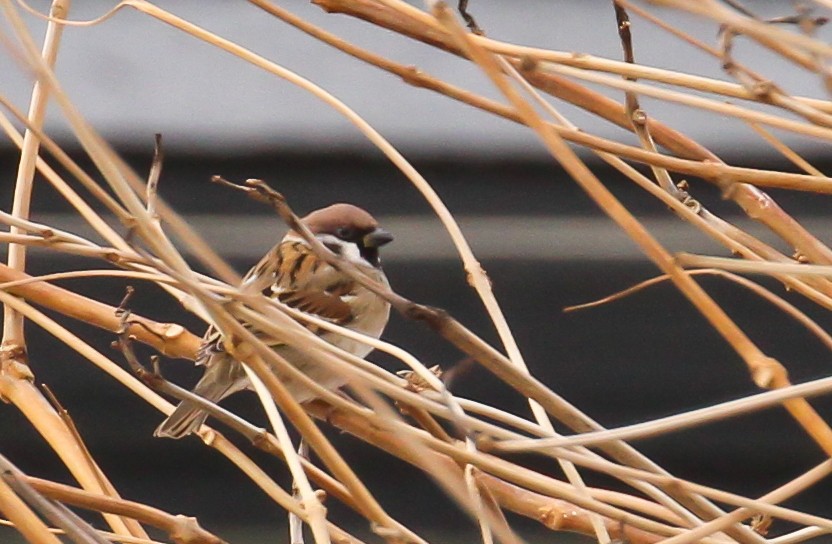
left=294, top=203, right=393, bottom=267
left=302, top=203, right=379, bottom=236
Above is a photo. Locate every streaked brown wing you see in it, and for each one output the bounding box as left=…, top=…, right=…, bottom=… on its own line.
left=276, top=288, right=354, bottom=325
left=198, top=240, right=355, bottom=365
left=270, top=241, right=356, bottom=324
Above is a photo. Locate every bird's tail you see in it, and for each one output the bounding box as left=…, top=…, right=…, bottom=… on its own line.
left=154, top=367, right=239, bottom=439
left=154, top=401, right=212, bottom=440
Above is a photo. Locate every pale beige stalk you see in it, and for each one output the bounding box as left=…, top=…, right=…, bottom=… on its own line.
left=3, top=0, right=69, bottom=344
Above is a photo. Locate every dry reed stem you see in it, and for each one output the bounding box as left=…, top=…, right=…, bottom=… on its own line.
left=205, top=433, right=367, bottom=544
left=536, top=61, right=832, bottom=141
left=2, top=0, right=68, bottom=346
left=679, top=253, right=832, bottom=278
left=0, top=477, right=63, bottom=544
left=308, top=400, right=726, bottom=543
left=314, top=0, right=832, bottom=269
left=216, top=180, right=723, bottom=530
left=119, top=338, right=370, bottom=520
left=4, top=1, right=832, bottom=542
left=0, top=232, right=684, bottom=540
left=564, top=268, right=832, bottom=351
left=656, top=460, right=832, bottom=544
left=256, top=0, right=832, bottom=312
left=25, top=478, right=226, bottom=544
left=3, top=201, right=824, bottom=540
left=614, top=2, right=677, bottom=197
left=240, top=362, right=333, bottom=544
left=429, top=0, right=829, bottom=539
left=715, top=270, right=832, bottom=339
left=655, top=0, right=832, bottom=65
left=499, top=372, right=832, bottom=451
left=481, top=476, right=663, bottom=544
left=0, top=526, right=166, bottom=544
left=748, top=122, right=825, bottom=176
left=0, top=288, right=369, bottom=543
left=119, top=13, right=539, bottom=519
left=0, top=263, right=200, bottom=358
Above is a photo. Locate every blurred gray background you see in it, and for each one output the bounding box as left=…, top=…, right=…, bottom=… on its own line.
left=2, top=1, right=832, bottom=542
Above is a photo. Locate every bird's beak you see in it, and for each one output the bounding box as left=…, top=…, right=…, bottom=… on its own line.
left=363, top=228, right=394, bottom=248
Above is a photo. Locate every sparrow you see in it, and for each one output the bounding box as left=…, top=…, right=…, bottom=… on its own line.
left=155, top=203, right=393, bottom=439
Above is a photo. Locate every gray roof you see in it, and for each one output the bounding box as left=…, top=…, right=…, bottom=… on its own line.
left=3, top=1, right=829, bottom=158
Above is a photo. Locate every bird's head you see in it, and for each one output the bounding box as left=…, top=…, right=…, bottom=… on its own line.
left=295, top=203, right=393, bottom=268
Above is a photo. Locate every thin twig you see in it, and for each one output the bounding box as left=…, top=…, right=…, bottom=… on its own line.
left=146, top=133, right=163, bottom=218
left=564, top=269, right=832, bottom=351
left=24, top=477, right=228, bottom=544
left=0, top=454, right=110, bottom=544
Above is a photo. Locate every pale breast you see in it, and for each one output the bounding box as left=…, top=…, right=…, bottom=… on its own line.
left=321, top=267, right=390, bottom=359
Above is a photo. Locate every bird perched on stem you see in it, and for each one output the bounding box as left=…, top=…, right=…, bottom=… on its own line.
left=155, top=203, right=393, bottom=439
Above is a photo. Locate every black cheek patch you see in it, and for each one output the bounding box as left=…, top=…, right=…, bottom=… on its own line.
left=361, top=247, right=380, bottom=267
left=323, top=241, right=342, bottom=254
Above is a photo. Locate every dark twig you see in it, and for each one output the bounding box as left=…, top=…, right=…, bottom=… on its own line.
left=457, top=0, right=483, bottom=35
left=146, top=133, right=164, bottom=218
left=720, top=0, right=756, bottom=18
left=721, top=0, right=828, bottom=28
left=613, top=2, right=686, bottom=199
left=717, top=3, right=832, bottom=111
left=0, top=455, right=109, bottom=544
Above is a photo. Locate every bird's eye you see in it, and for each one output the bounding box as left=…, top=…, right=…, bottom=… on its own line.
left=336, top=227, right=354, bottom=240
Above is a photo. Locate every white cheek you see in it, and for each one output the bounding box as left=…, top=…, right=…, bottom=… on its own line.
left=340, top=242, right=364, bottom=265
left=316, top=234, right=366, bottom=267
